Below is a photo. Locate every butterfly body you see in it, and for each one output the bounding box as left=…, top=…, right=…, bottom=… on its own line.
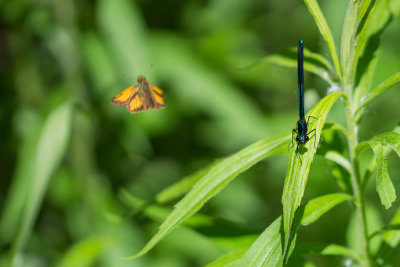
left=111, top=75, right=165, bottom=113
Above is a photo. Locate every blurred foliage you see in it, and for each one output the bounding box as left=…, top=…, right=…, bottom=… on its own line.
left=1, top=0, right=400, bottom=266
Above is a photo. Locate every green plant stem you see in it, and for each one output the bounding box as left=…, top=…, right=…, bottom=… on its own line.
left=344, top=88, right=372, bottom=266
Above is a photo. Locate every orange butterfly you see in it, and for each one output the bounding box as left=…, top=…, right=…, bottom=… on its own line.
left=111, top=75, right=165, bottom=113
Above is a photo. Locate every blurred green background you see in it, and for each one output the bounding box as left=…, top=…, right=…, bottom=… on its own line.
left=1, top=0, right=400, bottom=266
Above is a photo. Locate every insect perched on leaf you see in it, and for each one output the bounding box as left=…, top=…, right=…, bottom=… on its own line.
left=291, top=39, right=318, bottom=164
left=111, top=75, right=165, bottom=113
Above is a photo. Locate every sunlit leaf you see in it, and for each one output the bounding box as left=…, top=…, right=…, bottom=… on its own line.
left=127, top=132, right=290, bottom=259
left=304, top=0, right=341, bottom=80
left=325, top=151, right=352, bottom=175
left=369, top=131, right=400, bottom=209
left=205, top=250, right=245, bottom=267
left=155, top=159, right=222, bottom=204
left=352, top=0, right=376, bottom=82
left=373, top=144, right=395, bottom=209
left=282, top=93, right=342, bottom=251
left=340, top=0, right=357, bottom=81
left=301, top=193, right=354, bottom=226
left=241, top=191, right=351, bottom=266
left=241, top=217, right=284, bottom=267
left=261, top=52, right=334, bottom=85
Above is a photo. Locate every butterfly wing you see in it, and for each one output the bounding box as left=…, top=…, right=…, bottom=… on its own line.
left=127, top=91, right=147, bottom=113
left=150, top=84, right=165, bottom=109
left=111, top=86, right=138, bottom=106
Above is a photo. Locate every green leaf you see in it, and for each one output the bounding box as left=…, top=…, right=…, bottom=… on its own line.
left=346, top=205, right=383, bottom=256
left=240, top=191, right=350, bottom=266
left=0, top=110, right=40, bottom=245
left=360, top=130, right=400, bottom=188
left=98, top=0, right=152, bottom=75
left=205, top=250, right=245, bottom=267
left=155, top=159, right=222, bottom=204
left=370, top=143, right=396, bottom=209
left=368, top=132, right=400, bottom=208
left=282, top=93, right=342, bottom=250
left=340, top=0, right=357, bottom=81
left=354, top=40, right=378, bottom=119
left=9, top=103, right=73, bottom=265
left=120, top=189, right=215, bottom=228
left=357, top=72, right=400, bottom=116
left=371, top=131, right=400, bottom=157
left=261, top=52, right=334, bottom=85
left=369, top=224, right=400, bottom=240
left=351, top=0, right=376, bottom=82
left=151, top=33, right=273, bottom=148
left=354, top=0, right=400, bottom=121
left=57, top=236, right=112, bottom=267
left=293, top=242, right=363, bottom=263
left=241, top=217, right=284, bottom=267
left=301, top=193, right=354, bottom=226
left=127, top=132, right=290, bottom=259
left=376, top=207, right=400, bottom=258
left=325, top=151, right=352, bottom=175
left=304, top=0, right=341, bottom=80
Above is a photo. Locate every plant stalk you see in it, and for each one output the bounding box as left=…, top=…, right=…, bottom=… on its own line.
left=344, top=82, right=372, bottom=266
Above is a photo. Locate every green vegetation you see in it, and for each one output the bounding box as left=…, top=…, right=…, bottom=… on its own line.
left=1, top=0, right=400, bottom=266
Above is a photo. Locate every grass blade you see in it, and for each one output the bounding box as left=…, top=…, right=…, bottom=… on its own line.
left=127, top=132, right=290, bottom=259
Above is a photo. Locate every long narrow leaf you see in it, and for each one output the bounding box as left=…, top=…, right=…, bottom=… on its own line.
left=57, top=236, right=112, bottom=267
left=340, top=0, right=357, bottom=81
left=352, top=0, right=376, bottom=82
left=282, top=93, right=342, bottom=250
left=304, top=0, right=341, bottom=80
left=155, top=159, right=222, bottom=204
left=293, top=242, right=363, bottom=263
left=9, top=103, right=73, bottom=265
left=241, top=217, right=284, bottom=267
left=241, top=191, right=351, bottom=266
left=325, top=151, right=352, bottom=175
left=301, top=193, right=354, bottom=226
left=127, top=132, right=290, bottom=258
left=261, top=53, right=334, bottom=85
left=357, top=72, right=400, bottom=115
left=354, top=0, right=399, bottom=120
left=205, top=251, right=245, bottom=267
